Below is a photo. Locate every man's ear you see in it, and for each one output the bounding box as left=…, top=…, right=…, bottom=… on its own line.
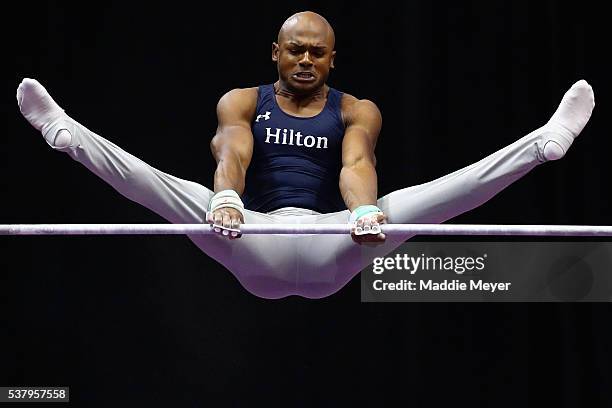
left=330, top=50, right=336, bottom=69
left=272, top=42, right=279, bottom=62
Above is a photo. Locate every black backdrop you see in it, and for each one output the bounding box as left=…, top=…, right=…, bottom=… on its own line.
left=4, top=1, right=611, bottom=406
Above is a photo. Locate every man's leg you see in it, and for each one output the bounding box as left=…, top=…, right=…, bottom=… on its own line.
left=17, top=79, right=304, bottom=299
left=378, top=80, right=594, bottom=225
left=294, top=80, right=595, bottom=298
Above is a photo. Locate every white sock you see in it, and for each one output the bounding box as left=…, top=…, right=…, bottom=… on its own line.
left=541, top=79, right=595, bottom=161
left=17, top=78, right=73, bottom=148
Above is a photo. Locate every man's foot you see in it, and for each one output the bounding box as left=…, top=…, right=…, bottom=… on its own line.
left=17, top=78, right=72, bottom=147
left=541, top=79, right=595, bottom=161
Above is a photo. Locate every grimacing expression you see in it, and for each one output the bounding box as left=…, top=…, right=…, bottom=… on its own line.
left=272, top=25, right=336, bottom=93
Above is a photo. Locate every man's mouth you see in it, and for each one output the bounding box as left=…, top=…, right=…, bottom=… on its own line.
left=293, top=72, right=316, bottom=82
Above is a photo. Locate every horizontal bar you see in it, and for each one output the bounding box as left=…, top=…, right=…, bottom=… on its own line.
left=1, top=224, right=612, bottom=236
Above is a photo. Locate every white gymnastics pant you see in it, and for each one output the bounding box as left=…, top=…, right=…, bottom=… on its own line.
left=43, top=116, right=550, bottom=299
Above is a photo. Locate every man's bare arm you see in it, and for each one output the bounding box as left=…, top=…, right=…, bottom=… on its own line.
left=339, top=99, right=382, bottom=211
left=210, top=88, right=257, bottom=194
left=208, top=88, right=256, bottom=238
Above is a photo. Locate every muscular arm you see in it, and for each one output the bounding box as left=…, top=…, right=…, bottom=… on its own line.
left=339, top=99, right=382, bottom=211
left=210, top=88, right=257, bottom=194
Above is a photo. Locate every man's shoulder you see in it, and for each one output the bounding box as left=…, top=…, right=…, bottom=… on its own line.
left=220, top=86, right=260, bottom=103
left=217, top=86, right=260, bottom=119
left=339, top=92, right=381, bottom=125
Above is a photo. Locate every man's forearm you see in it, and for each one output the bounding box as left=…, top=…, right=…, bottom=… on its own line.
left=213, top=157, right=246, bottom=194
left=339, top=162, right=378, bottom=211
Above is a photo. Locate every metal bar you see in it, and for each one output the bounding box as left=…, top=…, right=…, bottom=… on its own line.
left=2, top=224, right=612, bottom=236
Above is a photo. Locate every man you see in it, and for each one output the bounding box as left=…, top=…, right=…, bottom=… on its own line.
left=209, top=11, right=385, bottom=245
left=16, top=11, right=594, bottom=299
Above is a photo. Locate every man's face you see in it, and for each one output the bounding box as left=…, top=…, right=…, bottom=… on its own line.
left=272, top=22, right=336, bottom=94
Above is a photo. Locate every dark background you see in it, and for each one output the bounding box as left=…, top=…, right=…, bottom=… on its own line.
left=4, top=1, right=611, bottom=406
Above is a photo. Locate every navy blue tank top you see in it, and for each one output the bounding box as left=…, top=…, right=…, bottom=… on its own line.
left=241, top=84, right=347, bottom=213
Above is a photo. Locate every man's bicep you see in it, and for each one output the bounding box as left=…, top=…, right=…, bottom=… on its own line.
left=211, top=89, right=256, bottom=164
left=342, top=100, right=382, bottom=167
left=349, top=99, right=382, bottom=146
left=216, top=89, right=254, bottom=124
left=341, top=128, right=376, bottom=167
left=211, top=124, right=254, bottom=166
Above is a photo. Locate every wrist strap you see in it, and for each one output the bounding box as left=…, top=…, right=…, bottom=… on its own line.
left=208, top=190, right=245, bottom=215
left=349, top=205, right=382, bottom=223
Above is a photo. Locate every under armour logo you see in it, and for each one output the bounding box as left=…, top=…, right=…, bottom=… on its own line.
left=256, top=111, right=271, bottom=122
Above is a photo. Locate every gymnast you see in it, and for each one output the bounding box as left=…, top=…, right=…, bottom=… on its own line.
left=16, top=11, right=595, bottom=299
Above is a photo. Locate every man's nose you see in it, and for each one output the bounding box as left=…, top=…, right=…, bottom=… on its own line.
left=299, top=51, right=313, bottom=66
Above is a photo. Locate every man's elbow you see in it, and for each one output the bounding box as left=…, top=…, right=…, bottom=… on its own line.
left=210, top=133, right=238, bottom=162
left=343, top=154, right=377, bottom=171
left=210, top=134, right=222, bottom=162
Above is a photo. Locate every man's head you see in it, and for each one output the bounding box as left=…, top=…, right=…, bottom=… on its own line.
left=272, top=11, right=336, bottom=95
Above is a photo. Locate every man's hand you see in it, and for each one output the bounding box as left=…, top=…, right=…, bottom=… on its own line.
left=207, top=207, right=243, bottom=239
left=351, top=212, right=387, bottom=245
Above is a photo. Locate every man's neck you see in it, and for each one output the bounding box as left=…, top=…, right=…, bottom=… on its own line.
left=274, top=81, right=328, bottom=108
